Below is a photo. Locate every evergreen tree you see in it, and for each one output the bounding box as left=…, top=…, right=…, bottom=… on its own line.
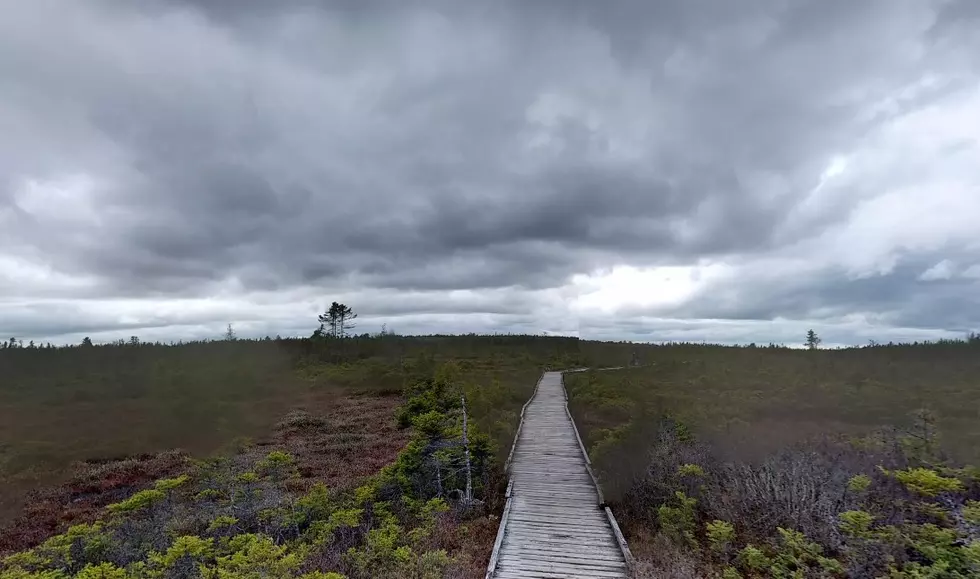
left=805, top=329, right=821, bottom=350
left=318, top=302, right=342, bottom=338
left=338, top=304, right=357, bottom=338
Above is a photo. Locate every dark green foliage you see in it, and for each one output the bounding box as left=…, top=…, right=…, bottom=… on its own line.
left=805, top=329, right=821, bottom=350
left=396, top=378, right=460, bottom=429
left=315, top=303, right=357, bottom=339
left=388, top=370, right=493, bottom=503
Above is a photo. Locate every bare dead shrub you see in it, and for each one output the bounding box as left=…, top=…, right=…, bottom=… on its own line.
left=618, top=420, right=918, bottom=567
left=703, top=446, right=850, bottom=548
left=615, top=418, right=711, bottom=531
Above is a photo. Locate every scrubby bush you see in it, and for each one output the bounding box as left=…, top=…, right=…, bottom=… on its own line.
left=657, top=492, right=698, bottom=548
left=706, top=520, right=736, bottom=556
left=847, top=474, right=872, bottom=493
left=604, top=414, right=980, bottom=578
left=887, top=467, right=964, bottom=497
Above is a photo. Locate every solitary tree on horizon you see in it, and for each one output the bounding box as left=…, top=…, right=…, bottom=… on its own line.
left=317, top=302, right=357, bottom=338
left=805, top=329, right=821, bottom=350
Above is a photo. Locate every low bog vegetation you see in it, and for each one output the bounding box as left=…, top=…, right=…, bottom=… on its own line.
left=0, top=334, right=645, bottom=522
left=0, top=364, right=501, bottom=579
left=566, top=341, right=980, bottom=578
left=1, top=332, right=648, bottom=578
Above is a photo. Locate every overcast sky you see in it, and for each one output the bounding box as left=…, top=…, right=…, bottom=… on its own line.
left=2, top=0, right=979, bottom=347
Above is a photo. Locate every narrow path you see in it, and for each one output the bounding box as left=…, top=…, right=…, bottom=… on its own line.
left=488, top=371, right=629, bottom=579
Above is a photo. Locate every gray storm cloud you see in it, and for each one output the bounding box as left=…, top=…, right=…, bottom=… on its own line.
left=1, top=0, right=979, bottom=344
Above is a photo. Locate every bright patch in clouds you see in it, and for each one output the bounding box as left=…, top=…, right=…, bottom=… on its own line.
left=919, top=259, right=955, bottom=281
left=820, top=155, right=849, bottom=182
left=570, top=264, right=726, bottom=314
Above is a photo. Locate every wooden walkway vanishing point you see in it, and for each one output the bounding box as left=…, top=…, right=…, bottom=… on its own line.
left=486, top=370, right=633, bottom=579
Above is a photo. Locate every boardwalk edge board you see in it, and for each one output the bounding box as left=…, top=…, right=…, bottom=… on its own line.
left=503, top=373, right=544, bottom=474
left=484, top=479, right=514, bottom=579
left=605, top=505, right=636, bottom=573
left=486, top=367, right=635, bottom=579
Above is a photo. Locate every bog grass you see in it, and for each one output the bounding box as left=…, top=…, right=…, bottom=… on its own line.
left=567, top=342, right=980, bottom=473
left=0, top=334, right=646, bottom=523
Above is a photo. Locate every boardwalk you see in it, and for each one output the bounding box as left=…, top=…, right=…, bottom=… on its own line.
left=488, top=371, right=630, bottom=579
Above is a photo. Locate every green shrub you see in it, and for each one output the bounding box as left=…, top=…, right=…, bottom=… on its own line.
left=962, top=500, right=980, bottom=526
left=195, top=489, right=224, bottom=502
left=705, top=520, right=735, bottom=555
left=885, top=523, right=979, bottom=578
left=412, top=549, right=451, bottom=579
left=396, top=377, right=460, bottom=429
left=146, top=535, right=213, bottom=572
left=737, top=545, right=772, bottom=573
left=847, top=474, right=872, bottom=493
left=206, top=516, right=239, bottom=534
left=214, top=534, right=301, bottom=578
left=2, top=523, right=113, bottom=573
left=306, top=506, right=364, bottom=543
left=106, top=489, right=166, bottom=514
left=410, top=411, right=448, bottom=437
left=256, top=451, right=298, bottom=481
left=888, top=467, right=964, bottom=497
left=912, top=501, right=950, bottom=523
left=774, top=528, right=821, bottom=566
left=839, top=510, right=875, bottom=539
left=154, top=475, right=189, bottom=492
left=589, top=422, right=633, bottom=463
left=344, top=522, right=410, bottom=577
left=0, top=570, right=68, bottom=579
left=964, top=541, right=980, bottom=567
left=344, top=518, right=450, bottom=579
left=294, top=483, right=335, bottom=523
left=353, top=483, right=376, bottom=505
left=657, top=491, right=698, bottom=547
left=678, top=463, right=705, bottom=478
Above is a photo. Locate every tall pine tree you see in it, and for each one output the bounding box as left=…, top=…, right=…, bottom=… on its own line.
left=316, top=302, right=357, bottom=338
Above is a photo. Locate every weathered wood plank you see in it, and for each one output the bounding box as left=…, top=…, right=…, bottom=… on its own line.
left=488, top=371, right=629, bottom=579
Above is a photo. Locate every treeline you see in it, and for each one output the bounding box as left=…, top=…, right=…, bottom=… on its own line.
left=0, top=333, right=603, bottom=405
left=5, top=330, right=980, bottom=352
left=647, top=331, right=980, bottom=350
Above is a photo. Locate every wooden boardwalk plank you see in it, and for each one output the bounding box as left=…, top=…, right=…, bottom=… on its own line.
left=488, top=371, right=629, bottom=578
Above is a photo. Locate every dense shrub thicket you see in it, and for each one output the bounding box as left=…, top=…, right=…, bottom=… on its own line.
left=617, top=419, right=980, bottom=578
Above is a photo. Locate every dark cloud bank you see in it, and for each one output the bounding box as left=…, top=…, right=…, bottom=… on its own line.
left=1, top=0, right=979, bottom=345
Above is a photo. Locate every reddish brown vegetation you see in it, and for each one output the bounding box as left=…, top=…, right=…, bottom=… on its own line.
left=0, top=392, right=409, bottom=556
left=0, top=450, right=188, bottom=555
left=249, top=393, right=410, bottom=495
left=433, top=513, right=500, bottom=578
